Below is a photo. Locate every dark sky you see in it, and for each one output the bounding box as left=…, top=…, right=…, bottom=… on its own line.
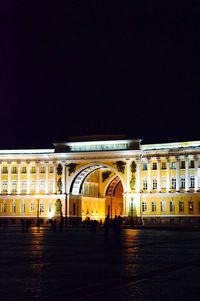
left=1, top=1, right=200, bottom=149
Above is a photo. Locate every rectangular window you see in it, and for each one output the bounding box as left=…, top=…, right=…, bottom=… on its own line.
left=12, top=181, right=17, bottom=193
left=11, top=166, right=17, bottom=174
left=143, top=179, right=148, bottom=190
left=40, top=181, right=45, bottom=192
left=50, top=166, right=54, bottom=173
left=22, top=181, right=26, bottom=192
left=171, top=178, right=176, bottom=189
left=142, top=201, right=147, bottom=212
left=11, top=202, right=16, bottom=213
left=2, top=202, right=6, bottom=213
left=2, top=181, right=7, bottom=192
left=180, top=161, right=185, bottom=169
left=48, top=203, right=52, bottom=213
left=30, top=202, right=34, bottom=212
left=73, top=203, right=76, bottom=215
left=170, top=201, right=175, bottom=212
left=21, top=167, right=26, bottom=174
left=179, top=201, right=184, bottom=212
left=49, top=181, right=54, bottom=193
left=171, top=162, right=176, bottom=170
left=143, top=163, right=147, bottom=170
left=190, top=160, right=195, bottom=168
left=2, top=167, right=8, bottom=174
left=161, top=162, right=166, bottom=169
left=152, top=178, right=157, bottom=190
left=152, top=162, right=157, bottom=170
left=21, top=202, right=25, bottom=213
left=40, top=166, right=45, bottom=173
left=189, top=201, right=194, bottom=213
left=160, top=201, right=166, bottom=212
left=39, top=203, right=44, bottom=213
left=190, top=176, right=195, bottom=189
left=180, top=177, right=185, bottom=189
left=30, top=181, right=35, bottom=192
left=31, top=166, right=36, bottom=173
left=151, top=202, right=156, bottom=212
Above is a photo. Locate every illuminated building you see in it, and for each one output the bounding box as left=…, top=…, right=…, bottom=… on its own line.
left=0, top=135, right=200, bottom=225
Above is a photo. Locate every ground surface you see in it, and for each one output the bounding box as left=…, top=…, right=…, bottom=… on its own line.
left=0, top=225, right=200, bottom=301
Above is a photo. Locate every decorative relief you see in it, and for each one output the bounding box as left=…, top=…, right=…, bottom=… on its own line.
left=130, top=161, right=136, bottom=191
left=66, top=163, right=79, bottom=176
left=102, top=170, right=112, bottom=182
left=57, top=177, right=62, bottom=193
left=57, top=163, right=63, bottom=175
left=114, top=161, right=126, bottom=173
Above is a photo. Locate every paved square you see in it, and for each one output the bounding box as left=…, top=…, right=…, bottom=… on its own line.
left=0, top=226, right=200, bottom=300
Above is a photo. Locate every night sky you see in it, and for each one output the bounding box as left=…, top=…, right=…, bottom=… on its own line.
left=1, top=1, right=200, bottom=149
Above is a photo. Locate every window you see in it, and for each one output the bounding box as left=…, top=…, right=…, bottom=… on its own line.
left=143, top=163, right=147, bottom=170
left=40, top=166, right=45, bottom=173
left=73, top=203, right=76, bottom=215
left=30, top=181, right=35, bottom=192
left=30, top=202, right=34, bottom=212
left=189, top=201, right=194, bottom=213
left=11, top=202, right=16, bottom=213
left=198, top=202, right=200, bottom=213
left=22, top=181, right=26, bottom=192
left=171, top=162, right=176, bottom=170
left=21, top=202, right=25, bottom=213
left=152, top=178, right=157, bottom=190
left=21, top=166, right=26, bottom=174
left=161, top=162, right=166, bottom=169
left=48, top=203, right=52, bottom=213
left=2, top=201, right=6, bottom=213
left=190, top=160, right=195, bottom=168
left=142, top=201, right=147, bottom=212
left=161, top=177, right=166, bottom=189
left=180, top=177, right=185, bottom=189
left=180, top=161, right=185, bottom=169
left=50, top=166, right=54, bottom=173
left=49, top=181, right=54, bottom=193
left=31, top=166, right=36, bottom=173
left=190, top=176, right=195, bottom=188
left=143, top=179, right=148, bottom=190
left=151, top=202, right=156, bottom=212
left=11, top=181, right=17, bottom=193
left=160, top=201, right=166, bottom=212
left=40, top=181, right=45, bottom=192
left=2, top=181, right=7, bottom=192
left=39, top=203, right=44, bottom=213
left=171, top=178, right=176, bottom=189
left=11, top=166, right=17, bottom=174
left=179, top=201, right=184, bottom=212
left=170, top=201, right=175, bottom=212
left=152, top=162, right=157, bottom=170
left=2, top=167, right=8, bottom=174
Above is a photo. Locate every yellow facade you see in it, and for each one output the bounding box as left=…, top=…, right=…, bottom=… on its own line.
left=0, top=136, right=200, bottom=226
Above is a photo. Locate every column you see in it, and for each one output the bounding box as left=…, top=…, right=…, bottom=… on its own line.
left=0, top=161, right=2, bottom=194
left=147, top=158, right=151, bottom=193
left=185, top=156, right=189, bottom=192
left=62, top=161, right=66, bottom=194
left=53, top=162, right=57, bottom=194
left=7, top=161, right=11, bottom=194
left=126, top=159, right=131, bottom=193
left=27, top=161, right=30, bottom=194
left=166, top=157, right=170, bottom=192
left=136, top=158, right=141, bottom=193
left=157, top=157, right=161, bottom=192
left=176, top=156, right=180, bottom=191
left=17, top=161, right=21, bottom=194
left=194, top=156, right=199, bottom=192
left=45, top=161, right=49, bottom=194
left=36, top=161, right=40, bottom=194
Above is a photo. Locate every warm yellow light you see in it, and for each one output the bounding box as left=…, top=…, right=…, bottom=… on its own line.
left=48, top=210, right=55, bottom=219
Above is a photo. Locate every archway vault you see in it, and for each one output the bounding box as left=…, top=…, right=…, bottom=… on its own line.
left=68, top=162, right=125, bottom=195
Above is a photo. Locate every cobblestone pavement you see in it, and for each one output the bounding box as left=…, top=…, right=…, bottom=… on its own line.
left=0, top=226, right=200, bottom=301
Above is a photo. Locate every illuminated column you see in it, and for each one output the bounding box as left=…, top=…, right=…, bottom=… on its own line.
left=166, top=157, right=170, bottom=192
left=126, top=159, right=131, bottom=193
left=27, top=161, right=30, bottom=194
left=194, top=156, right=199, bottom=192
left=185, top=156, right=189, bottom=191
left=157, top=157, right=161, bottom=192
left=62, top=161, right=66, bottom=194
left=7, top=161, right=11, bottom=194
left=53, top=162, right=57, bottom=194
left=147, top=158, right=151, bottom=193
left=0, top=161, right=2, bottom=194
left=45, top=162, right=49, bottom=194
left=136, top=158, right=141, bottom=193
left=17, top=161, right=21, bottom=194
left=176, top=157, right=180, bottom=191
left=36, top=161, right=40, bottom=194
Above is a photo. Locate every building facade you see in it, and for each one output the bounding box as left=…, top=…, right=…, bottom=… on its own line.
left=1, top=136, right=200, bottom=226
